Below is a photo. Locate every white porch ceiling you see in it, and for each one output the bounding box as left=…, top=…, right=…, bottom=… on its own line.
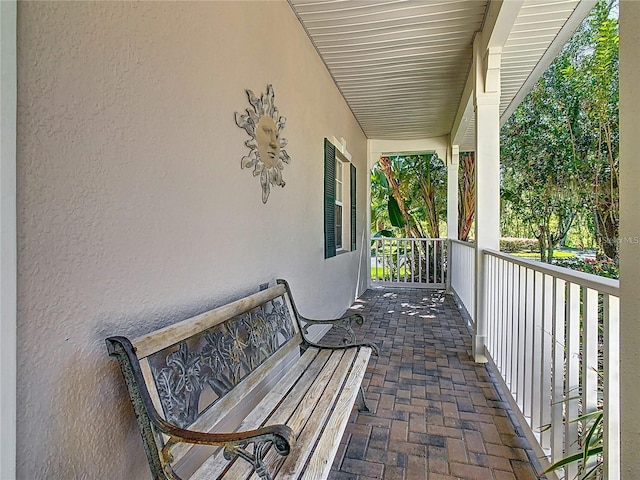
left=288, top=0, right=594, bottom=151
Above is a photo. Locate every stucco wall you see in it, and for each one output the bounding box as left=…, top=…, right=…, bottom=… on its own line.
left=16, top=2, right=368, bottom=478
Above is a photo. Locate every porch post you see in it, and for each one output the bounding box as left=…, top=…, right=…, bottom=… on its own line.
left=446, top=145, right=459, bottom=293
left=447, top=145, right=459, bottom=242
left=619, top=2, right=640, bottom=476
left=472, top=34, right=501, bottom=363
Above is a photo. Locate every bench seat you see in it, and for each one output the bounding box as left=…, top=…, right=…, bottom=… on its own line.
left=192, top=345, right=371, bottom=480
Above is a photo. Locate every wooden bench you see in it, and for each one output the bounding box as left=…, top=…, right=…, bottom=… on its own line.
left=106, top=279, right=378, bottom=480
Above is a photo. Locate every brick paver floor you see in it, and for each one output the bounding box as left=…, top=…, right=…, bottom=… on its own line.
left=324, top=287, right=548, bottom=480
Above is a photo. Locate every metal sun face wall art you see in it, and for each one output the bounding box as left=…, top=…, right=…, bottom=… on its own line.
left=235, top=84, right=291, bottom=203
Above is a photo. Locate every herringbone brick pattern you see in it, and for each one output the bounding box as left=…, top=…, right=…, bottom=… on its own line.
left=324, top=288, right=548, bottom=480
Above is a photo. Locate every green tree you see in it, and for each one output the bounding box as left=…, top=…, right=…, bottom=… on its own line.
left=458, top=152, right=475, bottom=242
left=371, top=154, right=447, bottom=239
left=500, top=0, right=619, bottom=262
left=501, top=75, right=585, bottom=262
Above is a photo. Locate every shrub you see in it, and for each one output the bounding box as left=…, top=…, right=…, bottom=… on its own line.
left=554, top=257, right=619, bottom=279
left=500, top=237, right=539, bottom=253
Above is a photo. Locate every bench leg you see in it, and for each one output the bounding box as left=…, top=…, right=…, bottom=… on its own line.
left=356, top=386, right=372, bottom=413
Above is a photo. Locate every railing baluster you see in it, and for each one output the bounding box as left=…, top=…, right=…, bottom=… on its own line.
left=583, top=287, right=599, bottom=412
left=551, top=278, right=566, bottom=470
left=582, top=286, right=599, bottom=474
left=511, top=264, right=520, bottom=396
left=375, top=240, right=379, bottom=281
left=425, top=239, right=430, bottom=286
left=493, top=256, right=499, bottom=355
left=504, top=262, right=515, bottom=389
left=432, top=239, right=437, bottom=285
left=490, top=255, right=496, bottom=361
left=540, top=274, right=553, bottom=451
left=436, top=240, right=446, bottom=283
left=502, top=258, right=508, bottom=376
left=411, top=239, right=416, bottom=284
left=524, top=267, right=534, bottom=421
left=531, top=271, right=543, bottom=434
left=403, top=239, right=407, bottom=283
left=565, top=282, right=580, bottom=480
left=603, top=294, right=620, bottom=480
left=396, top=239, right=399, bottom=282
left=490, top=256, right=497, bottom=366
left=516, top=265, right=527, bottom=410
left=381, top=240, right=384, bottom=281
left=486, top=258, right=497, bottom=352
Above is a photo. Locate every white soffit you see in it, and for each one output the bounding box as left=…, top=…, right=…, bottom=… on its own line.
left=289, top=0, right=593, bottom=146
left=288, top=0, right=487, bottom=140
left=459, top=0, right=592, bottom=151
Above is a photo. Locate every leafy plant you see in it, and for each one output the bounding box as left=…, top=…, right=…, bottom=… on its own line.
left=544, top=409, right=603, bottom=479
left=371, top=154, right=446, bottom=239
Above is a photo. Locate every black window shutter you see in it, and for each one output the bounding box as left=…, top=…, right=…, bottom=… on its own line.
left=324, top=139, right=336, bottom=258
left=350, top=163, right=357, bottom=251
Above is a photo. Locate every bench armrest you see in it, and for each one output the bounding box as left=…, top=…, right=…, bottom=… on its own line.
left=298, top=314, right=379, bottom=356
left=299, top=312, right=362, bottom=342
left=106, top=336, right=294, bottom=478
left=276, top=279, right=379, bottom=356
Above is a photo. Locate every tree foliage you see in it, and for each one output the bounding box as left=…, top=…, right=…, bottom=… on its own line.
left=371, top=154, right=447, bottom=238
left=501, top=0, right=619, bottom=262
left=458, top=152, right=475, bottom=242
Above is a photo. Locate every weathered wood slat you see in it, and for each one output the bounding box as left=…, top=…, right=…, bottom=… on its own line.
left=189, top=348, right=330, bottom=480
left=219, top=350, right=349, bottom=480
left=133, top=285, right=287, bottom=358
left=298, top=347, right=372, bottom=480
left=265, top=349, right=359, bottom=480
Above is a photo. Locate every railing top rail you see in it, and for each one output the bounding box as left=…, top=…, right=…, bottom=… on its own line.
left=372, top=237, right=445, bottom=242
left=450, top=239, right=475, bottom=247
left=484, top=248, right=619, bottom=296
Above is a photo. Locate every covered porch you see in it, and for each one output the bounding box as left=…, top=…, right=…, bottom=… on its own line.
left=3, top=1, right=639, bottom=479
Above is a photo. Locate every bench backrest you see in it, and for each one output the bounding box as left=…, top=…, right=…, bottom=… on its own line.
left=106, top=282, right=304, bottom=475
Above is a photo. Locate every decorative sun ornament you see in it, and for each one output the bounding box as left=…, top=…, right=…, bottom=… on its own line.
left=235, top=84, right=291, bottom=204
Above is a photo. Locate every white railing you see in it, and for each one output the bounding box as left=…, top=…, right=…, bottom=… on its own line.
left=371, top=238, right=446, bottom=288
left=449, top=239, right=475, bottom=327
left=483, top=250, right=619, bottom=479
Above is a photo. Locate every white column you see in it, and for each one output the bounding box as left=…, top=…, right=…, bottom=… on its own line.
left=473, top=35, right=501, bottom=363
left=447, top=145, right=459, bottom=241
left=0, top=1, right=17, bottom=478
left=619, top=2, right=640, bottom=477
left=446, top=145, right=459, bottom=293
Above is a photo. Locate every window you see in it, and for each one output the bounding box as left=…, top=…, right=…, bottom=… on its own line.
left=324, top=138, right=356, bottom=258
left=335, top=157, right=343, bottom=250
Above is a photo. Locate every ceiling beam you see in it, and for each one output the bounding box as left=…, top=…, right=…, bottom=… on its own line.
left=368, top=137, right=449, bottom=168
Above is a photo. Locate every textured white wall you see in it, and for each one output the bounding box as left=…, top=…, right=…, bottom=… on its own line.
left=16, top=2, right=368, bottom=478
